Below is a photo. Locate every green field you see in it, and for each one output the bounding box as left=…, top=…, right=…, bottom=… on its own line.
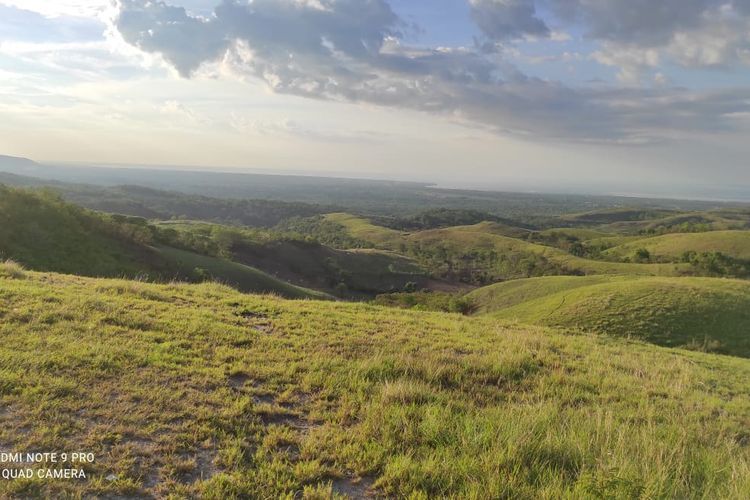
left=1, top=266, right=749, bottom=498
left=327, top=213, right=691, bottom=279
left=324, top=213, right=406, bottom=248
left=604, top=230, right=750, bottom=261
left=468, top=275, right=750, bottom=357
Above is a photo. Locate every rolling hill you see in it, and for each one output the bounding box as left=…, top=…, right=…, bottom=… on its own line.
left=156, top=220, right=428, bottom=297
left=603, top=230, right=750, bottom=261
left=468, top=275, right=750, bottom=357
left=0, top=267, right=748, bottom=498
left=0, top=186, right=326, bottom=299
left=325, top=214, right=691, bottom=282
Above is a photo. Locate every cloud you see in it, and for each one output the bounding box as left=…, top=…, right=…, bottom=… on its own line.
left=468, top=0, right=549, bottom=40
left=112, top=0, right=750, bottom=143
left=551, top=1, right=750, bottom=70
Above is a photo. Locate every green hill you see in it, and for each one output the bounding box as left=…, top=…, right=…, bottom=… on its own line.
left=560, top=207, right=679, bottom=225
left=326, top=214, right=690, bottom=283
left=159, top=221, right=427, bottom=297
left=0, top=185, right=171, bottom=277
left=603, top=230, right=750, bottom=261
left=154, top=246, right=331, bottom=300
left=324, top=212, right=406, bottom=247
left=468, top=275, right=750, bottom=357
left=0, top=186, right=326, bottom=299
left=1, top=267, right=749, bottom=498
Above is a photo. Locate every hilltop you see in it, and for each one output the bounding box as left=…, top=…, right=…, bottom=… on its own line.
left=0, top=267, right=749, bottom=498
left=468, top=275, right=750, bottom=357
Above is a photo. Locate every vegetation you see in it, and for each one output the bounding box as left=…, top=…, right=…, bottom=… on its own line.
left=157, top=221, right=428, bottom=298
left=0, top=185, right=172, bottom=278
left=369, top=209, right=528, bottom=233
left=1, top=270, right=749, bottom=498
left=325, top=214, right=692, bottom=284
left=153, top=246, right=331, bottom=300
left=372, top=291, right=476, bottom=314
left=603, top=230, right=750, bottom=261
left=468, top=275, right=750, bottom=357
left=0, top=187, right=327, bottom=299
left=3, top=172, right=750, bottom=497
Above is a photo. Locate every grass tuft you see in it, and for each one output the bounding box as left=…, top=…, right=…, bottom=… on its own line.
left=0, top=259, right=26, bottom=279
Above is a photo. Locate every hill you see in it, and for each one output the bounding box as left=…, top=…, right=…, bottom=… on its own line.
left=156, top=221, right=428, bottom=297
left=0, top=185, right=172, bottom=278
left=603, top=230, right=750, bottom=261
left=0, top=186, right=325, bottom=299
left=0, top=154, right=39, bottom=169
left=560, top=207, right=679, bottom=225
left=0, top=267, right=748, bottom=498
left=468, top=275, right=750, bottom=357
left=153, top=246, right=331, bottom=300
left=325, top=214, right=691, bottom=283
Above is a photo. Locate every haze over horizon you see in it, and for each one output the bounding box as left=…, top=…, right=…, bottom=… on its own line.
left=2, top=1, right=750, bottom=198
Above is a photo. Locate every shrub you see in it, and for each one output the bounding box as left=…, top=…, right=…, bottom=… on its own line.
left=0, top=260, right=26, bottom=279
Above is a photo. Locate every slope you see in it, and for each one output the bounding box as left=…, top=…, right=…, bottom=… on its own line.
left=0, top=186, right=326, bottom=299
left=469, top=275, right=750, bottom=357
left=326, top=213, right=690, bottom=281
left=158, top=220, right=427, bottom=297
left=0, top=268, right=748, bottom=498
left=154, top=246, right=331, bottom=300
left=603, top=230, right=750, bottom=261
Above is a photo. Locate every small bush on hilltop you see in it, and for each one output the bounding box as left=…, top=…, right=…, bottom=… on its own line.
left=0, top=259, right=26, bottom=279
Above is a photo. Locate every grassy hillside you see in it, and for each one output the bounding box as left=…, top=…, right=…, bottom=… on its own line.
left=0, top=186, right=328, bottom=299
left=327, top=214, right=690, bottom=283
left=159, top=221, right=427, bottom=297
left=0, top=267, right=749, bottom=498
left=154, top=246, right=331, bottom=300
left=0, top=185, right=171, bottom=277
left=469, top=275, right=750, bottom=357
left=604, top=230, right=750, bottom=261
left=324, top=213, right=406, bottom=247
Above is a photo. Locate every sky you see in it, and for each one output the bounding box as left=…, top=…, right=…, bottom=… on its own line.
left=1, top=0, right=750, bottom=198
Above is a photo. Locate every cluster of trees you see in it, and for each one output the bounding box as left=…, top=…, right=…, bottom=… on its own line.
left=524, top=231, right=611, bottom=259
left=372, top=209, right=519, bottom=231
left=406, top=242, right=571, bottom=285
left=680, top=251, right=750, bottom=278
left=276, top=215, right=369, bottom=249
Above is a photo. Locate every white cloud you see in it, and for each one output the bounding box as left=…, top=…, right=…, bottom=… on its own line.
left=110, top=0, right=750, bottom=144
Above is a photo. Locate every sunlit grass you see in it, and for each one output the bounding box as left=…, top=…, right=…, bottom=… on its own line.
left=0, top=271, right=748, bottom=498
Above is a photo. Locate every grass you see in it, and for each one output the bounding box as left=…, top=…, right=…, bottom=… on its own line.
left=0, top=271, right=749, bottom=498
left=0, top=186, right=334, bottom=299
left=0, top=186, right=169, bottom=278
left=324, top=213, right=406, bottom=248
left=154, top=246, right=331, bottom=300
left=0, top=260, right=26, bottom=280
left=604, top=230, right=750, bottom=261
left=468, top=275, right=750, bottom=357
left=328, top=213, right=691, bottom=277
